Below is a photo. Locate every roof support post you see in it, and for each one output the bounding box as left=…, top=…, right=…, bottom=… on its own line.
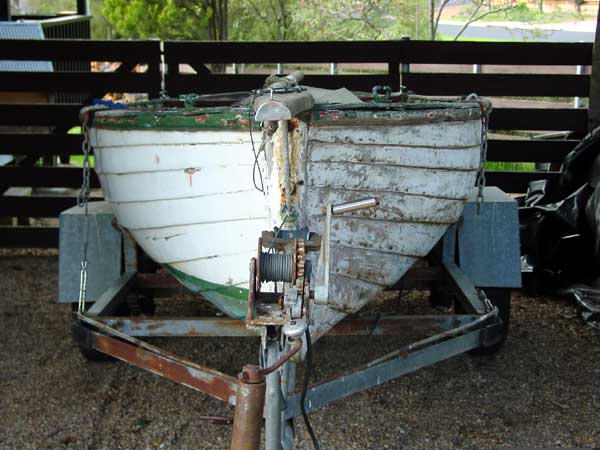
left=588, top=6, right=600, bottom=131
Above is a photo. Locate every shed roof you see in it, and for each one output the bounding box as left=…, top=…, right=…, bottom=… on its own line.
left=0, top=21, right=53, bottom=72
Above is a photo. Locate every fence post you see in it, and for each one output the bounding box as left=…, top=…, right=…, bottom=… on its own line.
left=574, top=64, right=583, bottom=108
left=588, top=8, right=600, bottom=131
left=398, top=36, right=410, bottom=91
left=0, top=0, right=10, bottom=21
left=330, top=63, right=338, bottom=75
left=276, top=63, right=284, bottom=75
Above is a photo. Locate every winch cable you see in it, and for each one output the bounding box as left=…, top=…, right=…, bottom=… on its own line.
left=301, top=328, right=321, bottom=450
left=248, top=92, right=265, bottom=193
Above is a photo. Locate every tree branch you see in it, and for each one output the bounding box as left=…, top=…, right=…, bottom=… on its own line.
left=433, top=0, right=452, bottom=39
left=453, top=3, right=515, bottom=40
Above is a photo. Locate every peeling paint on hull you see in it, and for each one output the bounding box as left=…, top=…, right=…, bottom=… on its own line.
left=264, top=101, right=485, bottom=340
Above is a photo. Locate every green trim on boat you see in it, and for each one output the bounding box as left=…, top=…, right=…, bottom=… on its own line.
left=93, top=106, right=259, bottom=131
left=163, top=264, right=248, bottom=319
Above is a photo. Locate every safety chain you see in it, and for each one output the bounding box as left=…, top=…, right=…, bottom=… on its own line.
left=466, top=93, right=491, bottom=215
left=77, top=113, right=93, bottom=313
left=477, top=108, right=489, bottom=215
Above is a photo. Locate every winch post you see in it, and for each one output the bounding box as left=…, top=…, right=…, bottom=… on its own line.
left=231, top=365, right=266, bottom=450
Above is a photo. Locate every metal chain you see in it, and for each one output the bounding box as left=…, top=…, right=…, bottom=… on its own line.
left=77, top=117, right=93, bottom=313
left=466, top=93, right=491, bottom=215
left=477, top=107, right=489, bottom=214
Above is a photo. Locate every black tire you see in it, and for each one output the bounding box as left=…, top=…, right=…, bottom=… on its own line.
left=71, top=303, right=116, bottom=362
left=456, top=287, right=511, bottom=356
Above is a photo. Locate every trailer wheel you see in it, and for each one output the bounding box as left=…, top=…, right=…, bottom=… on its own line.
left=456, top=288, right=511, bottom=355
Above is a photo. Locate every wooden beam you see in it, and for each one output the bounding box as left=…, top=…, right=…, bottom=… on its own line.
left=0, top=167, right=100, bottom=188
left=0, top=72, right=160, bottom=95
left=490, top=108, right=587, bottom=134
left=0, top=196, right=103, bottom=217
left=0, top=134, right=83, bottom=156
left=403, top=73, right=589, bottom=97
left=588, top=7, right=600, bottom=131
left=487, top=139, right=576, bottom=163
left=0, top=226, right=58, bottom=248
left=166, top=73, right=399, bottom=95
left=0, top=39, right=161, bottom=62
left=486, top=170, right=560, bottom=193
left=163, top=40, right=592, bottom=65
left=0, top=104, right=82, bottom=127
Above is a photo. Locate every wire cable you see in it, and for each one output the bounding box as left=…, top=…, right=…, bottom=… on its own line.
left=301, top=328, right=321, bottom=450
left=248, top=91, right=265, bottom=193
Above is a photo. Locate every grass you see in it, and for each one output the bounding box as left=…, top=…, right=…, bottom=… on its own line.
left=486, top=161, right=535, bottom=171
left=67, top=126, right=95, bottom=168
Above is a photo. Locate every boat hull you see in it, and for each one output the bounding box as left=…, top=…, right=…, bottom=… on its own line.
left=263, top=102, right=485, bottom=338
left=92, top=127, right=268, bottom=318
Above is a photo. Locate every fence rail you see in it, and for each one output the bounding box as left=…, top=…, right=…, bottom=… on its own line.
left=0, top=38, right=592, bottom=247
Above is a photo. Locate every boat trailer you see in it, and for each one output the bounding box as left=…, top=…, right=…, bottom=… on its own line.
left=59, top=187, right=520, bottom=449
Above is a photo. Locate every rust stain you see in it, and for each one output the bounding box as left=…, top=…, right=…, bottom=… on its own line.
left=184, top=167, right=200, bottom=187
left=154, top=154, right=160, bottom=164
left=94, top=333, right=238, bottom=404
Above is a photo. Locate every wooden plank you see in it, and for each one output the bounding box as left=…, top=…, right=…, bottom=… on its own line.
left=403, top=73, right=589, bottom=97
left=0, top=104, right=82, bottom=127
left=0, top=226, right=58, bottom=248
left=0, top=196, right=103, bottom=217
left=0, top=167, right=100, bottom=188
left=0, top=133, right=83, bottom=155
left=166, top=73, right=399, bottom=95
left=490, top=108, right=587, bottom=133
left=164, top=40, right=592, bottom=65
left=0, top=39, right=161, bottom=62
left=0, top=72, right=160, bottom=95
left=486, top=170, right=560, bottom=193
left=487, top=138, right=577, bottom=163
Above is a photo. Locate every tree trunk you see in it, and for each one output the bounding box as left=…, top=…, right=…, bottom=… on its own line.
left=429, top=0, right=435, bottom=39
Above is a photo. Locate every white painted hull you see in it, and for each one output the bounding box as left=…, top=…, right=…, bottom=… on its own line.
left=264, top=107, right=483, bottom=338
left=91, top=128, right=269, bottom=318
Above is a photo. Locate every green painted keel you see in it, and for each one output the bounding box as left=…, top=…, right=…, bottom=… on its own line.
left=163, top=264, right=249, bottom=319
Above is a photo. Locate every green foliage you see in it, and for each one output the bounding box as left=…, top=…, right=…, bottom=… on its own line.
left=100, top=0, right=429, bottom=41
left=293, top=0, right=430, bottom=40
left=455, top=2, right=587, bottom=23
left=102, top=0, right=211, bottom=40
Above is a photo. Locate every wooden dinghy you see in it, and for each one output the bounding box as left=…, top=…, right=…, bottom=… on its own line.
left=257, top=92, right=489, bottom=338
left=90, top=98, right=269, bottom=318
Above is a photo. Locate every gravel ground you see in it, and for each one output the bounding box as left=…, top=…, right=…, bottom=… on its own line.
left=1, top=254, right=600, bottom=450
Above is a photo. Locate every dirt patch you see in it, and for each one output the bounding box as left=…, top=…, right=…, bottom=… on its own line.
left=1, top=255, right=599, bottom=449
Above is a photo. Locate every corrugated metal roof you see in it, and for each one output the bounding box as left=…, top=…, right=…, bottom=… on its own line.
left=0, top=22, right=53, bottom=72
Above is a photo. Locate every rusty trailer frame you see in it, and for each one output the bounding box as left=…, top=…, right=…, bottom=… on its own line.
left=71, top=260, right=503, bottom=450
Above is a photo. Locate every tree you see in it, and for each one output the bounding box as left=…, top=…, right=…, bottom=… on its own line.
left=430, top=0, right=516, bottom=40
left=102, top=0, right=227, bottom=40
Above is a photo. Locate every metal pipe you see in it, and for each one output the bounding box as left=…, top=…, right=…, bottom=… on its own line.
left=231, top=365, right=266, bottom=450
left=331, top=197, right=380, bottom=215
left=265, top=342, right=282, bottom=450
left=280, top=120, right=292, bottom=214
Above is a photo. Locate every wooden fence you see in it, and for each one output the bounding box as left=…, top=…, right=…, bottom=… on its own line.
left=0, top=39, right=592, bottom=247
